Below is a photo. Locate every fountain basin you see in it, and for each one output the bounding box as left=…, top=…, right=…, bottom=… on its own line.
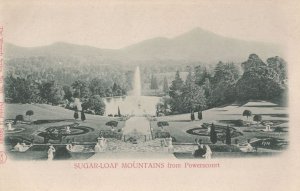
left=104, top=96, right=160, bottom=116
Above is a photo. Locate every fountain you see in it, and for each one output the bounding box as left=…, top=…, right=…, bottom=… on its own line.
left=132, top=66, right=142, bottom=115
left=121, top=66, right=153, bottom=142
left=132, top=66, right=142, bottom=97
left=104, top=66, right=160, bottom=116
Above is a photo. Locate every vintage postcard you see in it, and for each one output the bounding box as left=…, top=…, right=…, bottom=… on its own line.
left=0, top=0, right=300, bottom=190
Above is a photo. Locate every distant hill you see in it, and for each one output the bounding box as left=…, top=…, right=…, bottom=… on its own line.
left=4, top=27, right=284, bottom=64
left=4, top=42, right=116, bottom=59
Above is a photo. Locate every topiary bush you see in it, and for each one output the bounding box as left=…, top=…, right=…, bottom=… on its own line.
left=253, top=114, right=262, bottom=123
left=191, top=112, right=195, bottom=121
left=14, top=115, right=24, bottom=124
left=243, top=110, right=252, bottom=119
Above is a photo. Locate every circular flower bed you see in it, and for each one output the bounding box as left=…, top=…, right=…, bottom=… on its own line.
left=5, top=128, right=26, bottom=134
left=186, top=124, right=242, bottom=138
left=37, top=123, right=94, bottom=140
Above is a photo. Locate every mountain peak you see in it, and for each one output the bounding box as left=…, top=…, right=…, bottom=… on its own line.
left=174, top=27, right=216, bottom=39
left=5, top=28, right=283, bottom=63
left=188, top=27, right=212, bottom=33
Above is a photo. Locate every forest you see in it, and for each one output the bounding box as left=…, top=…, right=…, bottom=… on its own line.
left=156, top=54, right=287, bottom=116
left=4, top=53, right=287, bottom=116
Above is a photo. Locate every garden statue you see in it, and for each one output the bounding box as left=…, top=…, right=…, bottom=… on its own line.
left=14, top=142, right=22, bottom=151
left=164, top=136, right=173, bottom=153
left=7, top=122, right=13, bottom=130
left=65, top=126, right=71, bottom=134
left=47, top=145, right=56, bottom=161
left=94, top=142, right=101, bottom=152
left=97, top=136, right=107, bottom=151
left=204, top=145, right=212, bottom=159
left=264, top=125, right=271, bottom=132
left=193, top=144, right=206, bottom=158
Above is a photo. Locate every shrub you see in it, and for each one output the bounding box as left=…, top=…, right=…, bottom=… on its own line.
left=155, top=131, right=171, bottom=138
left=157, top=121, right=169, bottom=128
left=243, top=110, right=252, bottom=119
left=106, top=121, right=118, bottom=128
left=14, top=115, right=24, bottom=124
left=253, top=114, right=262, bottom=123
left=198, top=111, right=203, bottom=120
left=191, top=112, right=195, bottom=121
left=210, top=123, right=218, bottom=144
left=234, top=139, right=239, bottom=144
left=236, top=119, right=244, bottom=126
left=26, top=110, right=34, bottom=116
left=26, top=110, right=34, bottom=121
left=274, top=127, right=287, bottom=132
left=158, top=113, right=165, bottom=117
left=118, top=106, right=121, bottom=117
left=225, top=126, right=231, bottom=145
left=74, top=111, right=79, bottom=120
left=81, top=111, right=86, bottom=121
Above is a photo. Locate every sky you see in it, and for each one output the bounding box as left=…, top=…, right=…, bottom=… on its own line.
left=0, top=0, right=291, bottom=49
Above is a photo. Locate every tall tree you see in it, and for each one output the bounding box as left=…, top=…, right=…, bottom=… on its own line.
left=74, top=110, right=79, bottom=120
left=210, top=123, right=218, bottom=144
left=241, top=54, right=266, bottom=72
left=181, top=82, right=207, bottom=113
left=112, top=82, right=123, bottom=96
left=236, top=64, right=282, bottom=101
left=203, top=78, right=212, bottom=106
left=169, top=71, right=184, bottom=97
left=51, top=86, right=65, bottom=105
left=118, top=106, right=121, bottom=117
left=191, top=112, right=195, bottom=121
left=156, top=96, right=171, bottom=115
left=243, top=110, right=252, bottom=120
left=213, top=62, right=240, bottom=84
left=183, top=68, right=207, bottom=113
left=89, top=78, right=108, bottom=97
left=163, top=76, right=169, bottom=94
left=266, top=56, right=287, bottom=82
left=195, top=66, right=211, bottom=86
left=82, top=95, right=106, bottom=115
left=197, top=110, right=203, bottom=120
left=169, top=71, right=184, bottom=113
left=211, top=62, right=240, bottom=106
left=225, top=126, right=231, bottom=145
left=150, top=75, right=159, bottom=90
left=72, top=80, right=89, bottom=99
left=40, top=81, right=65, bottom=105
left=7, top=77, right=32, bottom=103
left=63, top=85, right=73, bottom=101
left=81, top=111, right=86, bottom=121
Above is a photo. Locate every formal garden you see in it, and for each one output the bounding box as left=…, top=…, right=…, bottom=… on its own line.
left=3, top=53, right=289, bottom=159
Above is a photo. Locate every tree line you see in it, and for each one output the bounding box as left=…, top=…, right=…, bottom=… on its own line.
left=5, top=76, right=126, bottom=105
left=157, top=54, right=287, bottom=116
left=4, top=53, right=287, bottom=117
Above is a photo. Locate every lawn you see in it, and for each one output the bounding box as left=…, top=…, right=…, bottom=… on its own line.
left=4, top=104, right=126, bottom=147
left=4, top=101, right=289, bottom=151
left=154, top=101, right=288, bottom=144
